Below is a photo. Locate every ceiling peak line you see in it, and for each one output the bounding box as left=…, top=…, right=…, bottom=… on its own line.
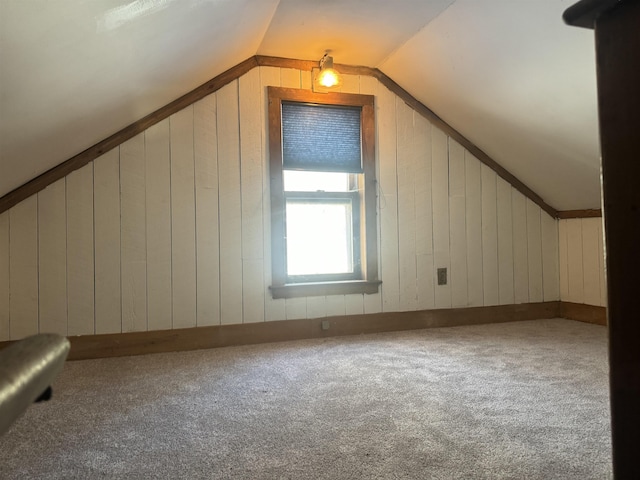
left=0, top=55, right=557, bottom=218
left=375, top=0, right=457, bottom=68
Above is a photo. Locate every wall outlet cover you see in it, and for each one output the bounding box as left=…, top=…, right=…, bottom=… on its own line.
left=437, top=268, right=447, bottom=285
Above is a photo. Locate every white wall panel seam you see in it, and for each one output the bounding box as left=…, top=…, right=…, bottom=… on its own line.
left=169, top=118, right=174, bottom=329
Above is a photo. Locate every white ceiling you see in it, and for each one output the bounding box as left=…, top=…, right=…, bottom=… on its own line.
left=0, top=0, right=600, bottom=210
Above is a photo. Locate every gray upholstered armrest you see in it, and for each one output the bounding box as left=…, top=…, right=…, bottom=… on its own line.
left=0, top=334, right=70, bottom=435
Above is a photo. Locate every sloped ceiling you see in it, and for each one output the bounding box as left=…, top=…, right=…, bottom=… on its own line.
left=0, top=0, right=599, bottom=210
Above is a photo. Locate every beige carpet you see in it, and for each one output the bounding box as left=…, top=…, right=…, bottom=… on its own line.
left=0, top=318, right=611, bottom=479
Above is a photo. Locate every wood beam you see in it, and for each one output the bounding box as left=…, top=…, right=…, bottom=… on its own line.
left=1, top=56, right=557, bottom=220
left=0, top=302, right=561, bottom=360
left=0, top=57, right=258, bottom=213
left=565, top=1, right=640, bottom=477
left=557, top=209, right=602, bottom=219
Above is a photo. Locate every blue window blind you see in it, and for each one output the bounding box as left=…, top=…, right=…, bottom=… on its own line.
left=282, top=102, right=362, bottom=173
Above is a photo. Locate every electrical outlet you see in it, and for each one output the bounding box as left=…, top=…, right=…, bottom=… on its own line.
left=437, top=268, right=447, bottom=285
left=321, top=320, right=330, bottom=330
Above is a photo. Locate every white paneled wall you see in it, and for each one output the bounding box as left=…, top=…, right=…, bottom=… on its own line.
left=559, top=217, right=606, bottom=307
left=0, top=67, right=560, bottom=340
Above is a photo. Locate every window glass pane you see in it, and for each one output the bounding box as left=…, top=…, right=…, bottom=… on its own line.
left=282, top=102, right=362, bottom=173
left=286, top=200, right=353, bottom=276
left=283, top=170, right=350, bottom=192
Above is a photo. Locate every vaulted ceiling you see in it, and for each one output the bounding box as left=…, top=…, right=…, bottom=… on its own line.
left=0, top=0, right=599, bottom=210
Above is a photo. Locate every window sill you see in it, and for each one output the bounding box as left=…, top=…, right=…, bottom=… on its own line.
left=269, top=280, right=381, bottom=299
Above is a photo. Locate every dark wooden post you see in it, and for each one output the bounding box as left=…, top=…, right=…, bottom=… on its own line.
left=564, top=1, right=640, bottom=478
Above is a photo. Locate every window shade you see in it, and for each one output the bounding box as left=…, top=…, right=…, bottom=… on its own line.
left=282, top=102, right=362, bottom=173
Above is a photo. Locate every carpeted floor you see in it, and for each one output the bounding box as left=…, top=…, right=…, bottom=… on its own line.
left=0, top=319, right=611, bottom=479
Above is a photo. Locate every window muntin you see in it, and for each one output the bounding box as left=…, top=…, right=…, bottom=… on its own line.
left=283, top=171, right=350, bottom=192
left=268, top=87, right=379, bottom=299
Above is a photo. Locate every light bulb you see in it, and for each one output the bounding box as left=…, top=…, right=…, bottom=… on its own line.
left=318, top=68, right=340, bottom=88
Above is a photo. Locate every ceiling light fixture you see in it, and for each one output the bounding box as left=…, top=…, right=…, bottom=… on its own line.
left=313, top=53, right=342, bottom=93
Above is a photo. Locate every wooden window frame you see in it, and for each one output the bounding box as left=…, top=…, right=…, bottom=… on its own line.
left=268, top=86, right=380, bottom=299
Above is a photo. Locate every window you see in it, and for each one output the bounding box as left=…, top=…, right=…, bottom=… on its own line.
left=268, top=87, right=380, bottom=299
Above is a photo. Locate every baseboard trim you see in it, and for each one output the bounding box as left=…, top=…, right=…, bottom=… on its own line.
left=0, top=301, right=610, bottom=360
left=559, top=301, right=607, bottom=325
left=57, top=302, right=559, bottom=360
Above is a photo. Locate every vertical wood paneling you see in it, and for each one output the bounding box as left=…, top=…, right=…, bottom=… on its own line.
left=378, top=82, right=400, bottom=312
left=558, top=219, right=569, bottom=301
left=598, top=219, right=607, bottom=307
left=496, top=178, right=514, bottom=304
left=120, top=134, right=147, bottom=332
left=344, top=294, right=364, bottom=315
left=326, top=295, right=346, bottom=317
left=526, top=199, right=543, bottom=303
left=306, top=297, right=327, bottom=319
left=260, top=66, right=287, bottom=322
left=194, top=97, right=220, bottom=327
left=360, top=75, right=383, bottom=314
left=240, top=68, right=265, bottom=324
left=285, top=296, right=306, bottom=320
left=414, top=114, right=434, bottom=310
left=170, top=106, right=197, bottom=328
left=217, top=82, right=243, bottom=325
left=341, top=74, right=360, bottom=94
left=67, top=163, right=95, bottom=336
left=396, top=100, right=417, bottom=311
left=363, top=293, right=382, bottom=314
left=301, top=69, right=312, bottom=90
left=512, top=190, right=529, bottom=304
left=146, top=119, right=173, bottom=331
left=559, top=217, right=607, bottom=307
left=9, top=196, right=39, bottom=339
left=38, top=180, right=67, bottom=335
left=480, top=163, right=499, bottom=306
left=582, top=218, right=601, bottom=306
left=449, top=138, right=467, bottom=307
left=0, top=212, right=9, bottom=340
left=541, top=212, right=559, bottom=302
left=566, top=218, right=585, bottom=303
left=2, top=67, right=569, bottom=340
left=432, top=128, right=451, bottom=308
left=94, top=148, right=121, bottom=334
left=465, top=154, right=483, bottom=307
left=280, top=68, right=300, bottom=88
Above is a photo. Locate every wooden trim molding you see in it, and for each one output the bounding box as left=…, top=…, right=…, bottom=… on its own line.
left=66, top=301, right=561, bottom=359
left=367, top=71, right=558, bottom=219
left=0, top=302, right=561, bottom=360
left=255, top=55, right=373, bottom=77
left=1, top=56, right=558, bottom=219
left=269, top=281, right=382, bottom=299
left=557, top=209, right=602, bottom=219
left=567, top=0, right=640, bottom=476
left=267, top=86, right=379, bottom=297
left=559, top=301, right=607, bottom=325
left=0, top=57, right=258, bottom=213
left=256, top=56, right=558, bottom=218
